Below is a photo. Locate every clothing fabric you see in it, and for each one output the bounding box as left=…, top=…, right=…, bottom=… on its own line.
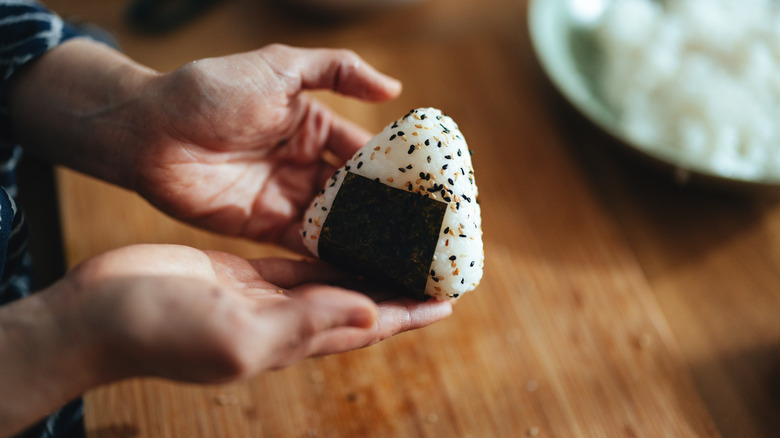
left=1, top=1, right=87, bottom=437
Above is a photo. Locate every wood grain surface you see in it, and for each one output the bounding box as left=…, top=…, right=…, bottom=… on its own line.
left=45, top=0, right=780, bottom=436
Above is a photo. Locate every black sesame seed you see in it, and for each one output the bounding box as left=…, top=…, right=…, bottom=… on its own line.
left=408, top=183, right=413, bottom=191
left=448, top=178, right=455, bottom=185
left=322, top=207, right=328, bottom=211
left=389, top=134, right=396, bottom=141
left=421, top=114, right=427, bottom=120
left=427, top=155, right=432, bottom=163
left=470, top=261, right=475, bottom=267
left=424, top=139, right=430, bottom=146
left=461, top=279, right=465, bottom=284
left=408, top=145, right=415, bottom=154
left=345, top=165, right=351, bottom=171
left=459, top=234, right=467, bottom=238
left=443, top=196, right=452, bottom=202
left=437, top=141, right=442, bottom=147
left=308, top=218, right=312, bottom=223
left=398, top=167, right=406, bottom=173
left=392, top=121, right=399, bottom=128
left=443, top=227, right=450, bottom=234
left=357, top=161, right=363, bottom=169
left=449, top=255, right=457, bottom=261
left=303, top=231, right=307, bottom=237
left=463, top=195, right=472, bottom=202
left=430, top=269, right=436, bottom=276
left=457, top=149, right=462, bottom=157
left=443, top=164, right=449, bottom=170
left=398, top=131, right=405, bottom=136
left=445, top=155, right=452, bottom=160
left=406, top=164, right=413, bottom=169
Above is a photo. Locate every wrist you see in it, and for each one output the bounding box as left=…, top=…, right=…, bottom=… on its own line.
left=0, top=281, right=115, bottom=435
left=6, top=38, right=159, bottom=188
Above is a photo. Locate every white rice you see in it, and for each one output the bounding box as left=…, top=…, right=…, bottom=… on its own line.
left=592, top=0, right=780, bottom=180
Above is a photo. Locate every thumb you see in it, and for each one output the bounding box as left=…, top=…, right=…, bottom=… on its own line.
left=263, top=44, right=402, bottom=101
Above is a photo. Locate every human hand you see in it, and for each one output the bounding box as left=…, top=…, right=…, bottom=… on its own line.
left=8, top=41, right=399, bottom=251
left=61, top=244, right=451, bottom=382
left=129, top=44, right=401, bottom=251
left=0, top=244, right=451, bottom=435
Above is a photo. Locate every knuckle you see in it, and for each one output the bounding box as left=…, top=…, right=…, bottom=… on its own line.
left=210, top=334, right=256, bottom=380
left=203, top=310, right=260, bottom=380
left=335, top=47, right=360, bottom=61
left=264, top=42, right=291, bottom=53
left=336, top=49, right=362, bottom=71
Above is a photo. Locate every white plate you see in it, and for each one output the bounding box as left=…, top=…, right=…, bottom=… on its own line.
left=527, top=0, right=780, bottom=194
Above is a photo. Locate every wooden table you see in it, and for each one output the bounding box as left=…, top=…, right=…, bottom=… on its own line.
left=44, top=0, right=780, bottom=436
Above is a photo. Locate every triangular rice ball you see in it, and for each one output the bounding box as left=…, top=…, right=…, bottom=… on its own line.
left=301, top=108, right=483, bottom=300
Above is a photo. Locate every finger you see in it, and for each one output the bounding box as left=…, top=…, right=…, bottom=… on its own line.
left=279, top=96, right=369, bottom=164
left=325, top=111, right=372, bottom=162
left=370, top=297, right=454, bottom=339
left=305, top=298, right=453, bottom=357
left=247, top=257, right=353, bottom=289
left=274, top=223, right=312, bottom=256
left=257, top=286, right=378, bottom=367
left=265, top=44, right=402, bottom=101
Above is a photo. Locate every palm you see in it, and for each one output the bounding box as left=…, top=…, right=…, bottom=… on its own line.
left=135, top=100, right=336, bottom=250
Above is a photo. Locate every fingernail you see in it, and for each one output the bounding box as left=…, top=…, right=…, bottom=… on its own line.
left=348, top=305, right=378, bottom=328
left=386, top=77, right=403, bottom=94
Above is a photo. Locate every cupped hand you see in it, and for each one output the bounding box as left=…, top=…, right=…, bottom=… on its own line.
left=130, top=44, right=401, bottom=251
left=62, top=244, right=451, bottom=383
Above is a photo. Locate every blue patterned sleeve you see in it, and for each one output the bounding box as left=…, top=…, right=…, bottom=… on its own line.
left=0, top=0, right=87, bottom=143
left=0, top=4, right=93, bottom=437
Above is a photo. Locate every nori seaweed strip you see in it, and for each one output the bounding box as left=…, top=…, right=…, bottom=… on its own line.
left=318, top=172, right=447, bottom=300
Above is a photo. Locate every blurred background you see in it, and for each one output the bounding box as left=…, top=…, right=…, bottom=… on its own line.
left=20, top=0, right=780, bottom=436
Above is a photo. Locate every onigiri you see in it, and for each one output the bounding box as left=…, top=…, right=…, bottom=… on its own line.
left=301, top=108, right=483, bottom=300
